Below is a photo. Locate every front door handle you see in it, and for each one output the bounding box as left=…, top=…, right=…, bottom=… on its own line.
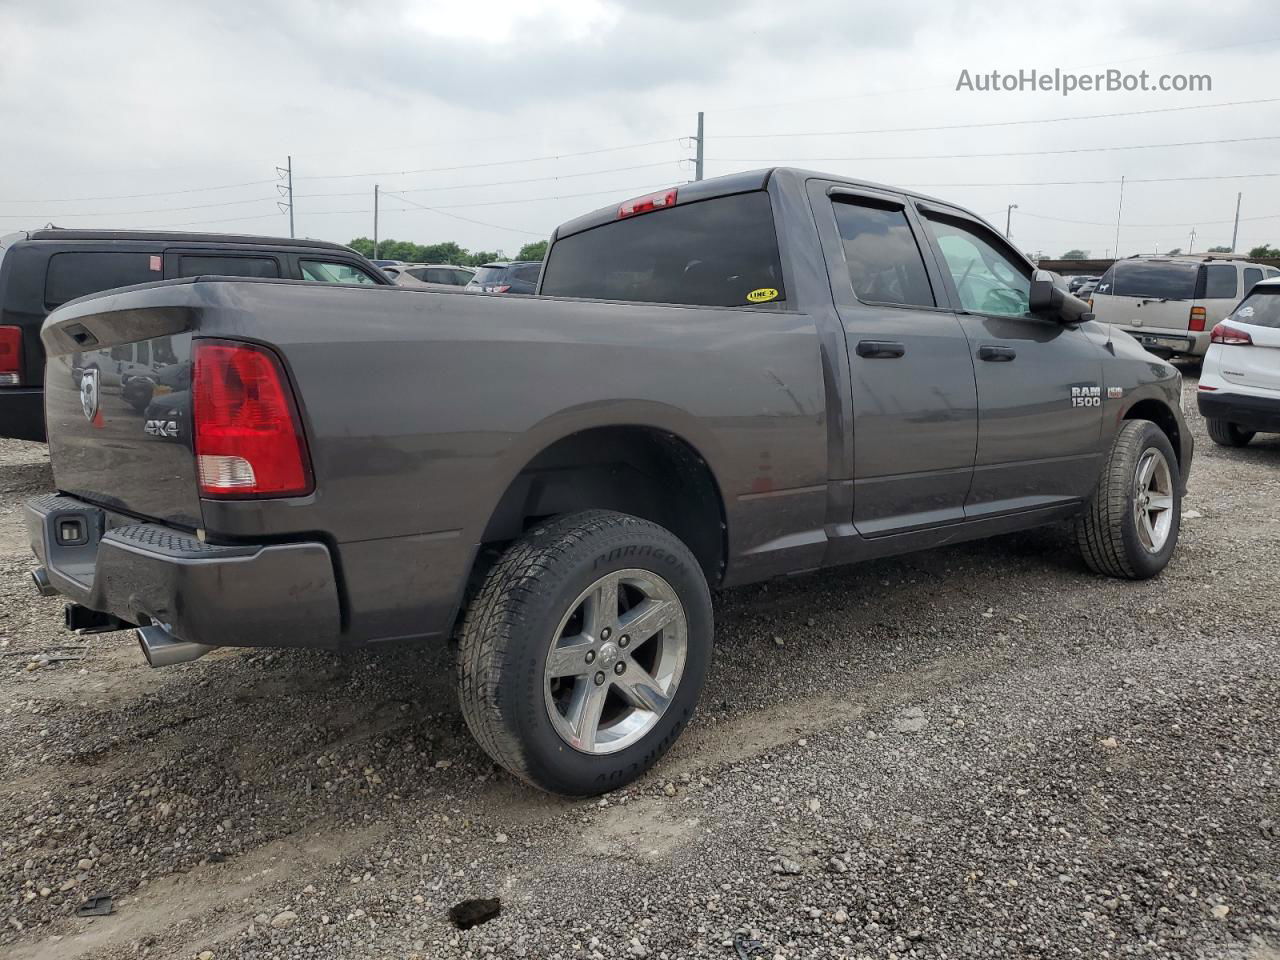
left=856, top=340, right=906, bottom=359
left=978, top=345, right=1017, bottom=362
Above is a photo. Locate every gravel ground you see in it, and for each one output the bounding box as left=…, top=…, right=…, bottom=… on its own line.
left=1, top=374, right=1277, bottom=960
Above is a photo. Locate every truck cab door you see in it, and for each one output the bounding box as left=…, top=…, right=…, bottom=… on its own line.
left=915, top=205, right=1105, bottom=517
left=808, top=182, right=978, bottom=537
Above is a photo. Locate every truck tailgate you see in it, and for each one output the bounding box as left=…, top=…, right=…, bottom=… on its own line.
left=42, top=290, right=201, bottom=528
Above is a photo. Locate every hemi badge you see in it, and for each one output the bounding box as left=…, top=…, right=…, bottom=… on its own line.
left=1107, top=387, right=1123, bottom=399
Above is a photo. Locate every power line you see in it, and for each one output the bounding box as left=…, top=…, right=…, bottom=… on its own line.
left=379, top=190, right=545, bottom=237
left=1018, top=208, right=1280, bottom=229
left=0, top=179, right=277, bottom=205
left=298, top=139, right=680, bottom=182
left=294, top=160, right=687, bottom=199
left=701, top=35, right=1280, bottom=115
left=712, top=98, right=1280, bottom=140
left=711, top=134, right=1280, bottom=165
left=0, top=196, right=278, bottom=220
left=903, top=172, right=1280, bottom=188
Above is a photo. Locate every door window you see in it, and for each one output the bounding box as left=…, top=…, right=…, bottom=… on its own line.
left=925, top=217, right=1031, bottom=316
left=1204, top=263, right=1238, bottom=300
left=1243, top=267, right=1263, bottom=292
left=177, top=255, right=279, bottom=278
left=300, top=260, right=379, bottom=284
left=831, top=199, right=934, bottom=307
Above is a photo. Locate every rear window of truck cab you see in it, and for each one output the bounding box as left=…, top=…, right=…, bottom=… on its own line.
left=539, top=190, right=786, bottom=307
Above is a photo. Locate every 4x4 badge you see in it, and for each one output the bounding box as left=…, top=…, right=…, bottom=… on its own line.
left=79, top=368, right=100, bottom=423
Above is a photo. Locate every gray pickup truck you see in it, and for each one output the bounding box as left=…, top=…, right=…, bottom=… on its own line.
left=26, top=168, right=1192, bottom=795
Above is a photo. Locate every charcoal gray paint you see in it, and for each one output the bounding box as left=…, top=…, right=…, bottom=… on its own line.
left=31, top=169, right=1192, bottom=651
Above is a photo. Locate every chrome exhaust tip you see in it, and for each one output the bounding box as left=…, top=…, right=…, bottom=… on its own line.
left=31, top=568, right=57, bottom=598
left=136, top=625, right=216, bottom=668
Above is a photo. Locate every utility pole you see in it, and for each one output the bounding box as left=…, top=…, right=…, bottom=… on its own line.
left=1188, top=226, right=1197, bottom=253
left=1230, top=192, right=1242, bottom=252
left=373, top=184, right=380, bottom=260
left=275, top=155, right=295, bottom=238
left=694, top=112, right=704, bottom=182
left=1005, top=203, right=1018, bottom=239
left=1112, top=175, right=1125, bottom=262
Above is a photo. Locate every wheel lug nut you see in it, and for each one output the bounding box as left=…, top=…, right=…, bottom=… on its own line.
left=614, top=661, right=626, bottom=675
left=619, top=635, right=630, bottom=648
left=601, top=627, right=612, bottom=641
left=594, top=671, right=606, bottom=685
left=585, top=650, right=596, bottom=664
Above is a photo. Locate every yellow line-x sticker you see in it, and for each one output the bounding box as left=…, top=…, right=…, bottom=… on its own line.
left=747, top=287, right=778, bottom=303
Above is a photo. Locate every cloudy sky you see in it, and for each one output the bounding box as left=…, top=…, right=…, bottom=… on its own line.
left=1, top=0, right=1278, bottom=259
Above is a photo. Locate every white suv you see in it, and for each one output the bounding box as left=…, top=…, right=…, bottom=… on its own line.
left=1197, top=277, right=1280, bottom=446
left=1091, top=255, right=1280, bottom=359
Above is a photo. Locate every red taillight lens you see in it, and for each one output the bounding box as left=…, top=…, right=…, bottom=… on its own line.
left=1209, top=322, right=1252, bottom=346
left=1188, top=306, right=1207, bottom=332
left=618, top=187, right=678, bottom=219
left=0, top=326, right=22, bottom=386
left=488, top=284, right=512, bottom=294
left=192, top=339, right=312, bottom=498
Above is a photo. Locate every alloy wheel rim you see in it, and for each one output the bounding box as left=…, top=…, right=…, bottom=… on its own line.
left=1133, top=448, right=1175, bottom=554
left=543, top=568, right=688, bottom=756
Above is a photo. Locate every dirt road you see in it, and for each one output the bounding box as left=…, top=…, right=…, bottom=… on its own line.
left=2, top=375, right=1277, bottom=959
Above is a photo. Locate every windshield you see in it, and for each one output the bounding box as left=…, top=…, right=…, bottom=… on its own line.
left=1228, top=289, right=1280, bottom=328
left=1096, top=260, right=1197, bottom=300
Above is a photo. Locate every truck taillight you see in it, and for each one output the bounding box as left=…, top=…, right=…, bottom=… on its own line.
left=192, top=339, right=312, bottom=498
left=0, top=326, right=22, bottom=386
left=1209, top=322, right=1252, bottom=346
left=618, top=187, right=678, bottom=219
left=1189, top=306, right=1207, bottom=332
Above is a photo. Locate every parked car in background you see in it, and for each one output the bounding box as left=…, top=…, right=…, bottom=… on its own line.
left=1090, top=254, right=1280, bottom=359
left=465, top=260, right=541, bottom=294
left=1068, top=275, right=1100, bottom=295
left=1198, top=277, right=1280, bottom=446
left=0, top=229, right=388, bottom=441
left=394, top=263, right=476, bottom=290
left=26, top=168, right=1191, bottom=796
left=1075, top=277, right=1102, bottom=299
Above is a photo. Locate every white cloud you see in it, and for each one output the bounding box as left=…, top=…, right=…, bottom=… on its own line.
left=1, top=0, right=1277, bottom=257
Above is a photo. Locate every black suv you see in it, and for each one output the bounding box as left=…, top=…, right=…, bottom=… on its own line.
left=464, top=260, right=542, bottom=295
left=0, top=229, right=388, bottom=441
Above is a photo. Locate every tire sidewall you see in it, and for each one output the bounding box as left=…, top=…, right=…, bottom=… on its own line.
left=501, top=519, right=713, bottom=796
left=1119, top=423, right=1181, bottom=578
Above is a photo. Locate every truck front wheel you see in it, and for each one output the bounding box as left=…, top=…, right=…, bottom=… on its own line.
left=456, top=510, right=713, bottom=796
left=1074, top=419, right=1181, bottom=580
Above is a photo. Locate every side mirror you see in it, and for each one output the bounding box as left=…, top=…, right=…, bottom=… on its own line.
left=1029, top=270, right=1091, bottom=325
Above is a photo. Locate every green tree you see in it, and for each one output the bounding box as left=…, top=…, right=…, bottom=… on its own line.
left=465, top=250, right=500, bottom=266
left=1060, top=249, right=1088, bottom=259
left=1208, top=245, right=1232, bottom=253
left=1164, top=247, right=1182, bottom=256
left=516, top=240, right=548, bottom=261
left=1248, top=244, right=1280, bottom=259
left=348, top=236, right=374, bottom=257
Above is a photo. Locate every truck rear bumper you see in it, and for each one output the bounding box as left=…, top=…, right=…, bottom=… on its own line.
left=0, top=387, right=46, bottom=441
left=26, top=493, right=342, bottom=650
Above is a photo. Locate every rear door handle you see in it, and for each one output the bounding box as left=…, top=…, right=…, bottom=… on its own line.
left=978, top=345, right=1017, bottom=362
left=855, top=340, right=906, bottom=359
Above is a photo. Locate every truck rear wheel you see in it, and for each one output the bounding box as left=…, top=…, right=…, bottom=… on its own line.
left=1074, top=419, right=1181, bottom=580
left=1205, top=418, right=1254, bottom=447
left=456, top=510, right=713, bottom=796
